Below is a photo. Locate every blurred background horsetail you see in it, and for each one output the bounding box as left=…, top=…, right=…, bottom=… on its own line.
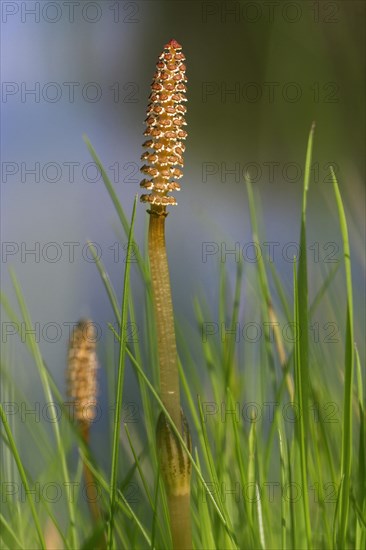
left=66, top=319, right=105, bottom=546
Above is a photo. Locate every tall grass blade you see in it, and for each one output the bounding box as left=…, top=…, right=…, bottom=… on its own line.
left=330, top=167, right=355, bottom=548
left=293, top=258, right=312, bottom=548
left=107, top=195, right=137, bottom=548
left=355, top=345, right=365, bottom=549
left=297, top=122, right=315, bottom=439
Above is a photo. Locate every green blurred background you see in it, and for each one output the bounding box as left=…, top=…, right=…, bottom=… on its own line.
left=1, top=0, right=365, bottom=462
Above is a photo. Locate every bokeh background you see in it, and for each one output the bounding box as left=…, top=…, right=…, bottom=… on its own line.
left=1, top=1, right=365, bottom=469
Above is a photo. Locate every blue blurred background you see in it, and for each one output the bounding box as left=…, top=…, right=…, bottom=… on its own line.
left=1, top=1, right=365, bottom=435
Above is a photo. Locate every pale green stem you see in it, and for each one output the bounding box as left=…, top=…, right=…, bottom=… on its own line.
left=168, top=495, right=192, bottom=550
left=148, top=206, right=192, bottom=550
left=148, top=209, right=181, bottom=431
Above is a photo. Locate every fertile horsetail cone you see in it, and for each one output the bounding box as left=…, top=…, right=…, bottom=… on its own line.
left=67, top=319, right=98, bottom=424
left=156, top=409, right=192, bottom=497
left=140, top=39, right=187, bottom=209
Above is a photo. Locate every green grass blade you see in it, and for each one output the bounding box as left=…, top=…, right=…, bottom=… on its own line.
left=289, top=123, right=315, bottom=549
left=278, top=427, right=288, bottom=550
left=107, top=195, right=138, bottom=548
left=224, top=260, right=243, bottom=390
left=355, top=345, right=365, bottom=548
left=297, top=122, right=315, bottom=440
left=151, top=469, right=161, bottom=549
left=293, top=258, right=312, bottom=548
left=247, top=421, right=256, bottom=526
left=330, top=167, right=355, bottom=548
left=287, top=440, right=296, bottom=550
left=255, top=482, right=266, bottom=550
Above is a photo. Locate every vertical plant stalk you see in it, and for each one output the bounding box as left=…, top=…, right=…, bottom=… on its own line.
left=156, top=410, right=192, bottom=550
left=331, top=167, right=355, bottom=549
left=140, top=39, right=192, bottom=549
left=67, top=319, right=105, bottom=545
left=148, top=214, right=181, bottom=428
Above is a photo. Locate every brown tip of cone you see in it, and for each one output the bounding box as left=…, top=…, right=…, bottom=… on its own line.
left=164, top=39, right=182, bottom=50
